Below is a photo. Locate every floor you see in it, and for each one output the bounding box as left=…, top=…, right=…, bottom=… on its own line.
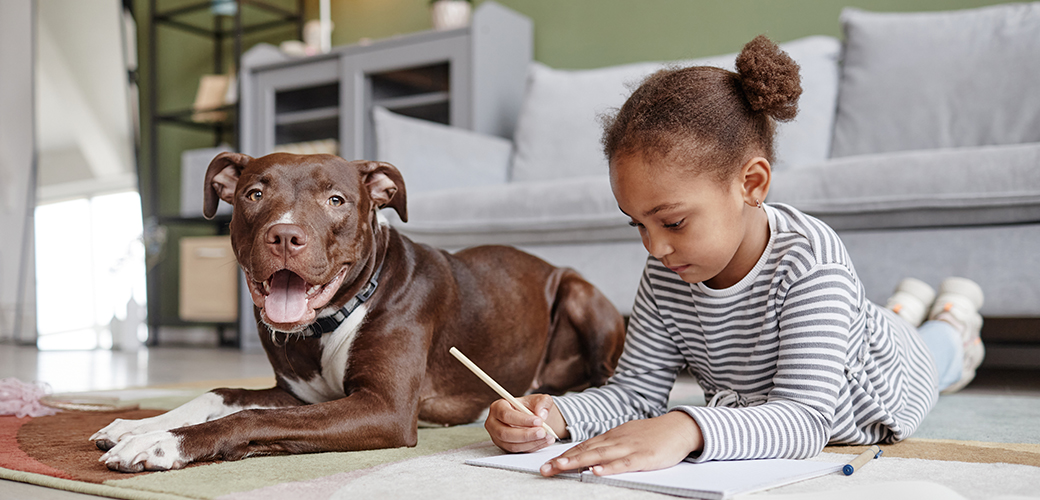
left=1, top=343, right=1039, bottom=500
left=2, top=343, right=1039, bottom=396
left=0, top=344, right=275, bottom=394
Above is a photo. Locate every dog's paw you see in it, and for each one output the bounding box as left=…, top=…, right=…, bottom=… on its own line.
left=98, top=430, right=188, bottom=472
left=91, top=415, right=182, bottom=451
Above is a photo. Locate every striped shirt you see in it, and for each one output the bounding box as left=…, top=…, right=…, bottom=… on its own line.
left=553, top=203, right=939, bottom=462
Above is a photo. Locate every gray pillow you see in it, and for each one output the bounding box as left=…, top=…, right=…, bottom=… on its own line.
left=830, top=4, right=1040, bottom=158
left=510, top=36, right=842, bottom=181
left=372, top=106, right=511, bottom=194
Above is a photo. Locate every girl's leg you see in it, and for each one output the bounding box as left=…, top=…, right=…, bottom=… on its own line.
left=917, top=320, right=964, bottom=392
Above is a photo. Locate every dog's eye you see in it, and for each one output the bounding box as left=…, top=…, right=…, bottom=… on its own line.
left=246, top=189, right=262, bottom=202
left=328, top=195, right=344, bottom=207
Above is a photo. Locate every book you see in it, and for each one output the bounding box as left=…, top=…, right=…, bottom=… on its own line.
left=465, top=443, right=844, bottom=500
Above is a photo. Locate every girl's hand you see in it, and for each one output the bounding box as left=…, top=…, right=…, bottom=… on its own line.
left=539, top=411, right=703, bottom=477
left=485, top=394, right=569, bottom=453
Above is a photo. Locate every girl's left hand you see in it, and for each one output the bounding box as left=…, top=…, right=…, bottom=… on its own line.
left=539, top=411, right=703, bottom=477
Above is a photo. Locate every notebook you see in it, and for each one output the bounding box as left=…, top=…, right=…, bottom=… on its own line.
left=465, top=443, right=844, bottom=500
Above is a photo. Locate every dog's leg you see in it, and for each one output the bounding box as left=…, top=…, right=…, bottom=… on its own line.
left=535, top=270, right=626, bottom=394
left=97, top=332, right=428, bottom=472
left=92, top=387, right=303, bottom=471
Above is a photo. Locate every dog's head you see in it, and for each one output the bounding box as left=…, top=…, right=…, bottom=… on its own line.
left=203, top=152, right=407, bottom=332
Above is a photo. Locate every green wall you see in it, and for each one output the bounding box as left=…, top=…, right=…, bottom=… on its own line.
left=313, top=0, right=1012, bottom=69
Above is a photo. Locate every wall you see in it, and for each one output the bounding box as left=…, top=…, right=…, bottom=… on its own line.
left=0, top=0, right=38, bottom=344
left=313, top=0, right=1013, bottom=68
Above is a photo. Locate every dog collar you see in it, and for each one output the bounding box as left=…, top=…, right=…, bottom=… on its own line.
left=302, top=262, right=384, bottom=338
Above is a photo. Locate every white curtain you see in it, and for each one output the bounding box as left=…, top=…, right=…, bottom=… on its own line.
left=0, top=0, right=38, bottom=344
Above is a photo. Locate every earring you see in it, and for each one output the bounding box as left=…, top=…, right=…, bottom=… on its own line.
left=755, top=199, right=762, bottom=209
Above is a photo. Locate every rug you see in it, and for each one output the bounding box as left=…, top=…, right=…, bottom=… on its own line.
left=2, top=386, right=1039, bottom=500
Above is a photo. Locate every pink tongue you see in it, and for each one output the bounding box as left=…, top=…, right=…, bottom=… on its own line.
left=266, top=270, right=310, bottom=324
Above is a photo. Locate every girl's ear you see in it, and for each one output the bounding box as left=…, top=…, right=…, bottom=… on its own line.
left=740, top=157, right=771, bottom=208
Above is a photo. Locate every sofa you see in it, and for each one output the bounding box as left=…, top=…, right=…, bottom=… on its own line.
left=373, top=3, right=1040, bottom=329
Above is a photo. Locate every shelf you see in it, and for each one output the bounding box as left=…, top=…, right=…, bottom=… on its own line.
left=154, top=0, right=301, bottom=38
left=276, top=116, right=339, bottom=145
left=156, top=105, right=236, bottom=131
left=275, top=106, right=339, bottom=125
left=373, top=91, right=450, bottom=112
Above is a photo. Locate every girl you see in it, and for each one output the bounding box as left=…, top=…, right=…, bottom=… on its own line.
left=484, top=35, right=985, bottom=477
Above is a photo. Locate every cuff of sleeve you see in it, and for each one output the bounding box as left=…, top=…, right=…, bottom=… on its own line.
left=672, top=406, right=716, bottom=463
left=551, top=395, right=588, bottom=443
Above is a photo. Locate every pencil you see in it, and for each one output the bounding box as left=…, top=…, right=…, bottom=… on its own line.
left=843, top=445, right=882, bottom=475
left=449, top=346, right=561, bottom=441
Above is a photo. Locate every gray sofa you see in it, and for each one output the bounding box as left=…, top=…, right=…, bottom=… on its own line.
left=374, top=3, right=1040, bottom=322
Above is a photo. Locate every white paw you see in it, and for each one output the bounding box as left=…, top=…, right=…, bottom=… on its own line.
left=91, top=416, right=171, bottom=451
left=98, top=430, right=187, bottom=472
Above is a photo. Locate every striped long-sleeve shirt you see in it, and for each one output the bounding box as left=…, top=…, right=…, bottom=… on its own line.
left=553, top=203, right=939, bottom=462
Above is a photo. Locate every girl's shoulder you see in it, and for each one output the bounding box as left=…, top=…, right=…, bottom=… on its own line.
left=766, top=203, right=853, bottom=269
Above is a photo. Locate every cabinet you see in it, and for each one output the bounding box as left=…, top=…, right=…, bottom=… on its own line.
left=236, top=2, right=532, bottom=351
left=240, top=1, right=532, bottom=160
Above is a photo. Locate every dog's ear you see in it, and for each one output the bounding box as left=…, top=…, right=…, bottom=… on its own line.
left=203, top=152, right=253, bottom=219
left=359, top=161, right=408, bottom=223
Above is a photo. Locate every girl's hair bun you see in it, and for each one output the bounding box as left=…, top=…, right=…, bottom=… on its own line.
left=735, top=35, right=802, bottom=122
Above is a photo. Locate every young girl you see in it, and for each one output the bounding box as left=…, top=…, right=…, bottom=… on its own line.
left=484, top=35, right=985, bottom=477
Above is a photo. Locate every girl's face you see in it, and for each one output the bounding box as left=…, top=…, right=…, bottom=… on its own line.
left=610, top=152, right=770, bottom=289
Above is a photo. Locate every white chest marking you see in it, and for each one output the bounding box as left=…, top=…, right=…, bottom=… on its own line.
left=284, top=304, right=367, bottom=403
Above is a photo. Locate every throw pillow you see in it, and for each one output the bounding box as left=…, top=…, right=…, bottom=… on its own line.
left=372, top=106, right=512, bottom=194
left=509, top=35, right=842, bottom=182
left=830, top=3, right=1040, bottom=158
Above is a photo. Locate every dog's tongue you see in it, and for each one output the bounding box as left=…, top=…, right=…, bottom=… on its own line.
left=266, top=270, right=309, bottom=324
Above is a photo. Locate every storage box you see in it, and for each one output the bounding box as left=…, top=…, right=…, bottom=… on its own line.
left=179, top=236, right=238, bottom=322
left=180, top=145, right=233, bottom=218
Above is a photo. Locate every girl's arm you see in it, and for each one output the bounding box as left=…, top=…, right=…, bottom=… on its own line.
left=676, top=263, right=855, bottom=462
left=552, top=265, right=688, bottom=442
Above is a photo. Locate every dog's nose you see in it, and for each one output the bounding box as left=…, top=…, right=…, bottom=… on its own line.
left=266, top=224, right=308, bottom=257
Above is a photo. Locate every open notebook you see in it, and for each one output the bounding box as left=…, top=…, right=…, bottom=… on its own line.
left=466, top=443, right=845, bottom=500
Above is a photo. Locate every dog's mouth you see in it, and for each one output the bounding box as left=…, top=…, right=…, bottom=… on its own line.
left=248, top=267, right=348, bottom=328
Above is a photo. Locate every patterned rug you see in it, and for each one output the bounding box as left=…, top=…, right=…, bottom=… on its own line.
left=2, top=386, right=1039, bottom=500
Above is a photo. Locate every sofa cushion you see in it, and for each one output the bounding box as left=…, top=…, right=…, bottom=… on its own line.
left=372, top=106, right=511, bottom=194
left=509, top=35, right=842, bottom=182
left=386, top=175, right=638, bottom=248
left=830, top=4, right=1040, bottom=158
left=767, top=143, right=1040, bottom=231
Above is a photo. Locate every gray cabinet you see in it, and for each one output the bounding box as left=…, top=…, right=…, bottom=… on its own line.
left=240, top=1, right=532, bottom=162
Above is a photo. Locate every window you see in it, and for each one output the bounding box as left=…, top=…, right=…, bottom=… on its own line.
left=34, top=191, right=147, bottom=350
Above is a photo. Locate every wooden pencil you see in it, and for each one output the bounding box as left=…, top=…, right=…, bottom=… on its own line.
left=449, top=346, right=561, bottom=441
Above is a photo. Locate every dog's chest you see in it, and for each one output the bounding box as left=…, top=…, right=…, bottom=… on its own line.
left=283, top=304, right=367, bottom=403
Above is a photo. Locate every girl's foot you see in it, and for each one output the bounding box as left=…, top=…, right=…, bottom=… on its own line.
left=885, top=277, right=936, bottom=327
left=929, top=277, right=985, bottom=394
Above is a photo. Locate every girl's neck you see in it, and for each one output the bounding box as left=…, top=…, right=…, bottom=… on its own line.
left=703, top=205, right=770, bottom=290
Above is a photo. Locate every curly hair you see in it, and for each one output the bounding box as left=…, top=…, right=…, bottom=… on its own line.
left=601, top=35, right=802, bottom=181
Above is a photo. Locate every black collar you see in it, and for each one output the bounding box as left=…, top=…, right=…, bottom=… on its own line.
left=300, top=262, right=384, bottom=338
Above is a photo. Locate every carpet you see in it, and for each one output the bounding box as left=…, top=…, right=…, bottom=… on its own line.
left=2, top=384, right=1039, bottom=500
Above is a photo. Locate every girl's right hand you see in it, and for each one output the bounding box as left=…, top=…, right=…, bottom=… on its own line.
left=485, top=394, right=568, bottom=453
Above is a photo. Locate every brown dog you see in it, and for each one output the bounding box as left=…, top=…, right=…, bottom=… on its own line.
left=90, top=152, right=625, bottom=472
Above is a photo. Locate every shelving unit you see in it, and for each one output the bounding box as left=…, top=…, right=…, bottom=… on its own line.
left=144, top=0, right=303, bottom=345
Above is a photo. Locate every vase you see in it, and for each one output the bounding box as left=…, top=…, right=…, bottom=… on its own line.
left=430, top=0, right=472, bottom=30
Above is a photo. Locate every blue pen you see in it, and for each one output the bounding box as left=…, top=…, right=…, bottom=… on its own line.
left=843, top=445, right=882, bottom=475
